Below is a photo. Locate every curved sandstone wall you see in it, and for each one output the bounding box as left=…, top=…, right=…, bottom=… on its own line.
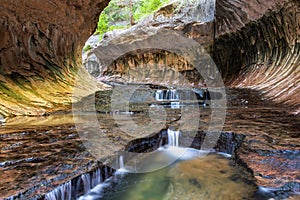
left=213, top=0, right=300, bottom=111
left=0, top=0, right=299, bottom=116
left=0, top=0, right=109, bottom=116
left=91, top=0, right=299, bottom=112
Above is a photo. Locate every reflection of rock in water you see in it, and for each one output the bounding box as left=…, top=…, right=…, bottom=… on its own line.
left=81, top=153, right=257, bottom=200
left=166, top=154, right=257, bottom=200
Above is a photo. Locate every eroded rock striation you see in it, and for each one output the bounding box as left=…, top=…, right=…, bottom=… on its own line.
left=81, top=1, right=299, bottom=193
left=88, top=0, right=299, bottom=113
left=0, top=0, right=110, bottom=116
left=213, top=0, right=300, bottom=112
left=0, top=0, right=298, bottom=199
left=0, top=0, right=298, bottom=115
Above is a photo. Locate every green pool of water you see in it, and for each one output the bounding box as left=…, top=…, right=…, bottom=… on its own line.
left=80, top=148, right=257, bottom=200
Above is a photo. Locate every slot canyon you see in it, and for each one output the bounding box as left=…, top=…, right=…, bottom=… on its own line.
left=0, top=0, right=299, bottom=199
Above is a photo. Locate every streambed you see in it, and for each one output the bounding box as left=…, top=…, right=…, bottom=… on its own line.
left=79, top=150, right=257, bottom=200
left=0, top=86, right=299, bottom=199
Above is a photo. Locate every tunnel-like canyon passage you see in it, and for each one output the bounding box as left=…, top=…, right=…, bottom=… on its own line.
left=0, top=0, right=299, bottom=199
left=0, top=0, right=299, bottom=116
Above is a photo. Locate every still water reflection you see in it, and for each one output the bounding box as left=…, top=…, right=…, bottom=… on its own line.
left=80, top=149, right=257, bottom=200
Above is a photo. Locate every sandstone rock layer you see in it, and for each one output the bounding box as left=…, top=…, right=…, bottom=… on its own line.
left=91, top=0, right=299, bottom=113
left=213, top=0, right=300, bottom=112
left=0, top=0, right=109, bottom=116
left=1, top=0, right=299, bottom=115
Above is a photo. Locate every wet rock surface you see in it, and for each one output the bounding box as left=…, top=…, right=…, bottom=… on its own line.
left=0, top=0, right=110, bottom=116
left=87, top=0, right=299, bottom=112
left=0, top=115, right=117, bottom=199
left=0, top=88, right=299, bottom=199
left=224, top=89, right=300, bottom=197
left=0, top=0, right=299, bottom=199
left=0, top=120, right=87, bottom=198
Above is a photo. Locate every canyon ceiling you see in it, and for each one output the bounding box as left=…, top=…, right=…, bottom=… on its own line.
left=0, top=0, right=299, bottom=116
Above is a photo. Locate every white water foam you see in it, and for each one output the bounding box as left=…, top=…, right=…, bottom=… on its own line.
left=44, top=168, right=105, bottom=200
left=167, top=129, right=181, bottom=147
left=45, top=181, right=72, bottom=200
left=155, top=89, right=179, bottom=101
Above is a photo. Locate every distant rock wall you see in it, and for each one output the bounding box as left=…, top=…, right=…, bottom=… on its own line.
left=94, top=0, right=300, bottom=112
left=0, top=0, right=109, bottom=116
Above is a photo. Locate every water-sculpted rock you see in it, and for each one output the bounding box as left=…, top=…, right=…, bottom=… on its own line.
left=224, top=89, right=300, bottom=196
left=1, top=0, right=298, bottom=115
left=213, top=0, right=300, bottom=113
left=0, top=0, right=299, bottom=199
left=87, top=0, right=299, bottom=113
left=0, top=0, right=110, bottom=116
left=84, top=0, right=300, bottom=195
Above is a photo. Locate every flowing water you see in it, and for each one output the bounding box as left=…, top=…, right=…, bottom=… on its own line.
left=0, top=86, right=299, bottom=199
left=79, top=149, right=257, bottom=200
left=76, top=123, right=261, bottom=200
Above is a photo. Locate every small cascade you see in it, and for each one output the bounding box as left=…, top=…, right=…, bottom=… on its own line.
left=167, top=129, right=181, bottom=147
left=80, top=174, right=91, bottom=194
left=44, top=166, right=114, bottom=200
left=155, top=89, right=179, bottom=101
left=154, top=88, right=209, bottom=102
left=155, top=90, right=164, bottom=101
left=167, top=89, right=179, bottom=100
left=45, top=181, right=72, bottom=200
left=91, top=168, right=102, bottom=188
left=119, top=155, right=124, bottom=169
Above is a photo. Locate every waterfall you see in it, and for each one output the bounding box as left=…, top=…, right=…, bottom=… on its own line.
left=91, top=168, right=102, bottom=188
left=167, top=129, right=181, bottom=147
left=153, top=88, right=210, bottom=108
left=81, top=174, right=91, bottom=194
left=45, top=181, right=72, bottom=200
left=154, top=88, right=209, bottom=104
left=155, top=90, right=164, bottom=101
left=155, top=89, right=179, bottom=101
left=166, top=89, right=179, bottom=100
left=119, top=155, right=124, bottom=169
left=44, top=167, right=108, bottom=200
